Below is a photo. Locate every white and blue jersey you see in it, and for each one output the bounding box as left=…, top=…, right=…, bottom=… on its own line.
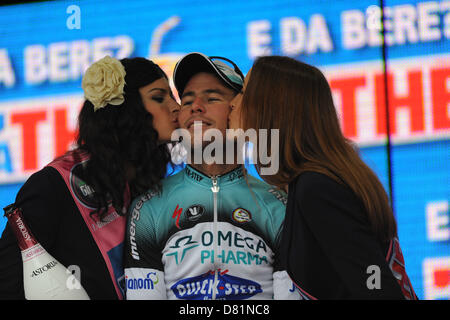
left=124, top=165, right=299, bottom=300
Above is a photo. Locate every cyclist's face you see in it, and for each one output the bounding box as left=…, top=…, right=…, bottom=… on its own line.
left=178, top=72, right=236, bottom=147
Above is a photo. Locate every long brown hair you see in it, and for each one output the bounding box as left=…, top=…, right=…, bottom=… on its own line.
left=241, top=56, right=397, bottom=243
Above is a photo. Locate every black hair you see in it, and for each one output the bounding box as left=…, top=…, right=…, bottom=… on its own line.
left=76, top=57, right=171, bottom=219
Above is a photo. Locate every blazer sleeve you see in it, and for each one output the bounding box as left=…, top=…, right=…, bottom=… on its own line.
left=295, top=172, right=405, bottom=299
left=0, top=167, right=63, bottom=299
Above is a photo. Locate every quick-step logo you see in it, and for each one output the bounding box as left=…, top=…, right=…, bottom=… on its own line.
left=171, top=269, right=262, bottom=300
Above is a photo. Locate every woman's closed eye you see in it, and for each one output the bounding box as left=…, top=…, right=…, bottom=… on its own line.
left=151, top=96, right=164, bottom=103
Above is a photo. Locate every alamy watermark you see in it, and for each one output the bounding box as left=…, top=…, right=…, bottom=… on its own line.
left=66, top=264, right=83, bottom=290
left=66, top=5, right=81, bottom=30
left=366, top=264, right=381, bottom=290
left=171, top=122, right=280, bottom=176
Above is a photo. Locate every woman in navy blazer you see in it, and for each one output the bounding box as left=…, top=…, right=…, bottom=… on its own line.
left=228, top=56, right=417, bottom=300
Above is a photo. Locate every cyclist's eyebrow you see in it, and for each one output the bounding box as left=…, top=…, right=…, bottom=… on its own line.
left=181, top=91, right=194, bottom=100
left=181, top=88, right=226, bottom=100
left=204, top=89, right=226, bottom=96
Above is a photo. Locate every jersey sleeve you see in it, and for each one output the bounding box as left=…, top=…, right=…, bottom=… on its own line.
left=124, top=192, right=167, bottom=299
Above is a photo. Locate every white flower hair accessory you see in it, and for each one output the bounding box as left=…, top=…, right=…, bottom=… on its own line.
left=81, top=55, right=126, bottom=111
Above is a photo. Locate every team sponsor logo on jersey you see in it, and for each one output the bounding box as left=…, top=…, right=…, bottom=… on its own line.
left=201, top=249, right=269, bottom=265
left=227, top=168, right=244, bottom=182
left=185, top=204, right=205, bottom=222
left=125, top=272, right=159, bottom=290
left=185, top=167, right=204, bottom=182
left=232, top=208, right=252, bottom=223
left=172, top=204, right=183, bottom=229
left=171, top=270, right=262, bottom=300
left=166, top=235, right=199, bottom=265
left=129, top=192, right=157, bottom=260
left=164, top=227, right=270, bottom=266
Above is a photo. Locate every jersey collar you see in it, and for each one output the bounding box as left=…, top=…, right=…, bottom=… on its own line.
left=184, top=165, right=245, bottom=187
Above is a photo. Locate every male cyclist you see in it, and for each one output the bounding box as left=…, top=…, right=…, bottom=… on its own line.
left=124, top=52, right=298, bottom=300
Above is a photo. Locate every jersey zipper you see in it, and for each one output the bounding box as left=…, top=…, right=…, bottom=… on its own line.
left=210, top=176, right=219, bottom=300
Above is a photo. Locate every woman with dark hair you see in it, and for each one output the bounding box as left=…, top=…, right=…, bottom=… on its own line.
left=0, top=56, right=180, bottom=300
left=229, top=56, right=417, bottom=300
